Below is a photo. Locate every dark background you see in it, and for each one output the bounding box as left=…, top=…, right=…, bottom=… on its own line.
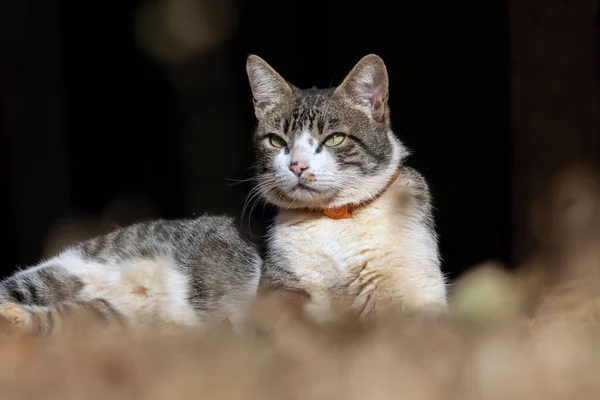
left=0, top=0, right=529, bottom=281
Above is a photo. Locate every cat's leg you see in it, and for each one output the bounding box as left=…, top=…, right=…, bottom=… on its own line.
left=348, top=260, right=448, bottom=320
left=0, top=252, right=120, bottom=335
left=349, top=278, right=447, bottom=320
left=388, top=168, right=449, bottom=315
left=348, top=266, right=383, bottom=319
left=301, top=288, right=348, bottom=323
left=228, top=305, right=255, bottom=337
left=0, top=303, right=35, bottom=334
left=0, top=260, right=84, bottom=309
left=226, top=268, right=263, bottom=337
left=1, top=252, right=203, bottom=334
left=239, top=271, right=310, bottom=337
left=0, top=299, right=124, bottom=335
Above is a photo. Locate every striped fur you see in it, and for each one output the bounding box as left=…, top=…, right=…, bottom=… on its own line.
left=0, top=215, right=262, bottom=335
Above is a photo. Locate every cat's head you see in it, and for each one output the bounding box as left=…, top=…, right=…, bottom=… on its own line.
left=246, top=54, right=408, bottom=210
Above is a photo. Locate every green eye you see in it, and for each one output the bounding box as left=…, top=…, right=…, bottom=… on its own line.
left=323, top=133, right=346, bottom=147
left=268, top=134, right=287, bottom=148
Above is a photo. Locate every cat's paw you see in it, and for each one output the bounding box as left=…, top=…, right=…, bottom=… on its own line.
left=348, top=269, right=382, bottom=319
left=242, top=289, right=309, bottom=338
left=0, top=303, right=33, bottom=335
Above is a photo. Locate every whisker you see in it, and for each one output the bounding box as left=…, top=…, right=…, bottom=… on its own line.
left=241, top=178, right=281, bottom=233
left=225, top=176, right=257, bottom=186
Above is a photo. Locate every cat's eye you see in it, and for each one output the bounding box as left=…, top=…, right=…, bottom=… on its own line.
left=268, top=134, right=287, bottom=148
left=323, top=133, right=346, bottom=147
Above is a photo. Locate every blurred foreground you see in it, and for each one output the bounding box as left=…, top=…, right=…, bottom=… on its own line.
left=1, top=166, right=600, bottom=399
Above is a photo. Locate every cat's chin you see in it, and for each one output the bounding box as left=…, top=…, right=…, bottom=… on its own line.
left=262, top=188, right=339, bottom=210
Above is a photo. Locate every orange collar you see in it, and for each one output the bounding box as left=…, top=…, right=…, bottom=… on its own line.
left=321, top=168, right=401, bottom=219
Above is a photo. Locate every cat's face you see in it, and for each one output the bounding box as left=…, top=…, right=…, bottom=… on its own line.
left=247, top=54, right=407, bottom=210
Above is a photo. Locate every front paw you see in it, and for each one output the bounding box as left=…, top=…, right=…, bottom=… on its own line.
left=0, top=303, right=34, bottom=335
left=348, top=269, right=383, bottom=319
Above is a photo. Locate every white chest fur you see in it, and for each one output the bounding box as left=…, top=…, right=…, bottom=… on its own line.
left=268, top=174, right=448, bottom=320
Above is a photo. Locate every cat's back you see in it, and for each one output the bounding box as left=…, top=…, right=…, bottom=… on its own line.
left=77, top=215, right=259, bottom=268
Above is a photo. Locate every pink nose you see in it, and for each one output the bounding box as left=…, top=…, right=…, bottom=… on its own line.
left=289, top=161, right=309, bottom=177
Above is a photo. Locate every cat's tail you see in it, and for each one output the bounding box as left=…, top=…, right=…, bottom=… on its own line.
left=0, top=299, right=125, bottom=336
left=0, top=263, right=83, bottom=305
left=0, top=263, right=124, bottom=335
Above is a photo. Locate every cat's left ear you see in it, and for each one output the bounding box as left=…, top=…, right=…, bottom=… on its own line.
left=334, top=54, right=389, bottom=122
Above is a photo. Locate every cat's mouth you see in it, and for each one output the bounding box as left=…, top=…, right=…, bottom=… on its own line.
left=259, top=177, right=339, bottom=209
left=293, top=183, right=320, bottom=193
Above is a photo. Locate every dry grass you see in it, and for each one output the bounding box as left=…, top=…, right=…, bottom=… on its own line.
left=4, top=165, right=600, bottom=400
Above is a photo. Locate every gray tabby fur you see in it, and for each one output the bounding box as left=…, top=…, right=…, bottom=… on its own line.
left=0, top=215, right=261, bottom=335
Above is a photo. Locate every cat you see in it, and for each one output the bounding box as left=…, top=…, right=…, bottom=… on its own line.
left=246, top=54, right=448, bottom=322
left=0, top=215, right=262, bottom=335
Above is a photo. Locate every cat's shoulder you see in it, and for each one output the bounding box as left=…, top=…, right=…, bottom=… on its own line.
left=399, top=166, right=431, bottom=201
left=397, top=165, right=434, bottom=220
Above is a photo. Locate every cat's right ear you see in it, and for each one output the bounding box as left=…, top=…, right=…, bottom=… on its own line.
left=246, top=55, right=292, bottom=119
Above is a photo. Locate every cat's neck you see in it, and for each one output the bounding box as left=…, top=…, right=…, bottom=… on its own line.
left=316, top=167, right=401, bottom=219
